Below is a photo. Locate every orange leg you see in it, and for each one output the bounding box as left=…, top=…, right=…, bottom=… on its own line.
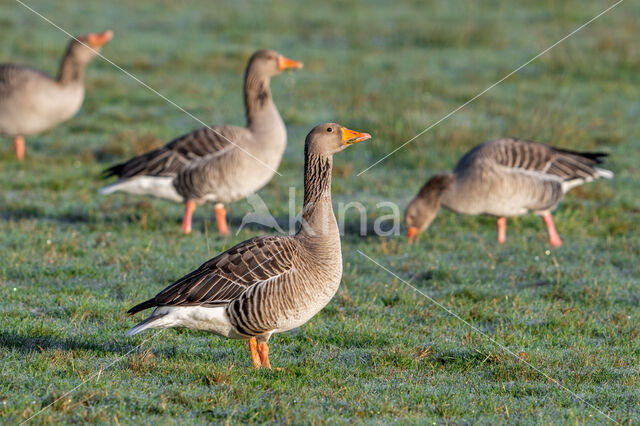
left=257, top=342, right=271, bottom=369
left=14, top=136, right=25, bottom=161
left=181, top=200, right=196, bottom=234
left=542, top=213, right=562, bottom=247
left=249, top=337, right=262, bottom=368
left=497, top=217, right=507, bottom=244
left=215, top=203, right=229, bottom=236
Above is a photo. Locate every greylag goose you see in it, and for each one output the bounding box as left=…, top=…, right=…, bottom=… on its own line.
left=99, top=49, right=303, bottom=236
left=405, top=137, right=613, bottom=247
left=126, top=123, right=371, bottom=369
left=0, top=31, right=113, bottom=160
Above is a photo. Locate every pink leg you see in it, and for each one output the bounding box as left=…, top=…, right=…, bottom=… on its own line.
left=181, top=200, right=196, bottom=234
left=14, top=136, right=25, bottom=161
left=497, top=217, right=507, bottom=244
left=215, top=203, right=229, bottom=236
left=542, top=213, right=562, bottom=247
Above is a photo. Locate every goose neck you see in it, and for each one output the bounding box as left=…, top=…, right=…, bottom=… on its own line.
left=244, top=71, right=279, bottom=129
left=57, top=50, right=85, bottom=85
left=297, top=151, right=337, bottom=240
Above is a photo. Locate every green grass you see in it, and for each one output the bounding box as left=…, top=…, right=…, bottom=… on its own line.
left=1, top=0, right=639, bottom=423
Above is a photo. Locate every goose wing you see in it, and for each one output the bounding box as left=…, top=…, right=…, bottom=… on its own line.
left=0, top=64, right=51, bottom=98
left=457, top=138, right=610, bottom=212
left=464, top=137, right=609, bottom=181
left=103, top=125, right=249, bottom=179
left=128, top=235, right=296, bottom=313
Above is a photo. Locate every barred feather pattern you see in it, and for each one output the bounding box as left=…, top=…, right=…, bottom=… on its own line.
left=103, top=125, right=243, bottom=179
left=226, top=149, right=341, bottom=337
left=128, top=147, right=343, bottom=341
left=128, top=236, right=298, bottom=312
left=102, top=52, right=286, bottom=204
left=302, top=151, right=332, bottom=217
left=438, top=137, right=612, bottom=216
left=469, top=138, right=608, bottom=181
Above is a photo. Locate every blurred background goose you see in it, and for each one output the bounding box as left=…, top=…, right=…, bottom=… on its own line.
left=100, top=49, right=303, bottom=236
left=405, top=137, right=613, bottom=247
left=125, top=123, right=371, bottom=369
left=0, top=30, right=113, bottom=160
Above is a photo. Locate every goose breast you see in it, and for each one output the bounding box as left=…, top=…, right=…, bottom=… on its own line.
left=0, top=66, right=84, bottom=135
left=228, top=251, right=343, bottom=336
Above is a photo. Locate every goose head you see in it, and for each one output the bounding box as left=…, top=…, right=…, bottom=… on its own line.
left=305, top=123, right=371, bottom=156
left=405, top=174, right=452, bottom=243
left=247, top=49, right=303, bottom=79
left=69, top=30, right=113, bottom=65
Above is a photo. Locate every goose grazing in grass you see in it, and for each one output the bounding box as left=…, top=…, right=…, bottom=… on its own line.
left=0, top=30, right=113, bottom=160
left=405, top=137, right=613, bottom=247
left=126, top=123, right=371, bottom=369
left=100, top=49, right=303, bottom=236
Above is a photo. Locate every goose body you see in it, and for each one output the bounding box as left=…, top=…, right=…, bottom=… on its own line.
left=127, top=234, right=341, bottom=340
left=126, top=123, right=371, bottom=369
left=100, top=50, right=302, bottom=235
left=406, top=138, right=613, bottom=246
left=0, top=65, right=85, bottom=135
left=0, top=31, right=112, bottom=160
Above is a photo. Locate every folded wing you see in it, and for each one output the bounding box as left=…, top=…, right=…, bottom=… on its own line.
left=128, top=235, right=296, bottom=314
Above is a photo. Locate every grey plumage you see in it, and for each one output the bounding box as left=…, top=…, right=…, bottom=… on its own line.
left=0, top=31, right=111, bottom=138
left=405, top=137, right=613, bottom=245
left=126, top=123, right=371, bottom=368
left=100, top=50, right=300, bottom=207
left=100, top=50, right=303, bottom=234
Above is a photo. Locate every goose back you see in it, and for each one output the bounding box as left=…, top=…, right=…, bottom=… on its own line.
left=444, top=138, right=611, bottom=216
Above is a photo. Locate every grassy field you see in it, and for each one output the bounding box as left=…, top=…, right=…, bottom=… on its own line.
left=1, top=0, right=639, bottom=423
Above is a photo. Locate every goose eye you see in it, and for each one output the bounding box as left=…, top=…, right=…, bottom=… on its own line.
left=327, top=127, right=333, bottom=132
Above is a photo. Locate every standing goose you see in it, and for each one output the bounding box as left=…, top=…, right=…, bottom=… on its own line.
left=126, top=123, right=371, bottom=369
left=99, top=49, right=303, bottom=236
left=0, top=31, right=113, bottom=160
left=405, top=138, right=613, bottom=247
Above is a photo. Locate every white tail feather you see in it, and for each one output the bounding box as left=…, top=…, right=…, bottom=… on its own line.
left=126, top=315, right=163, bottom=336
left=596, top=168, right=614, bottom=179
left=99, top=182, right=120, bottom=195
left=99, top=177, right=182, bottom=202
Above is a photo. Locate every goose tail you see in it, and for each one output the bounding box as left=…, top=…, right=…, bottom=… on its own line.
left=126, top=314, right=165, bottom=336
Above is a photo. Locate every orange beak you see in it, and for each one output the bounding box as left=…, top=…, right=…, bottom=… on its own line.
left=277, top=55, right=304, bottom=71
left=407, top=226, right=419, bottom=243
left=341, top=127, right=372, bottom=145
left=87, top=30, right=113, bottom=49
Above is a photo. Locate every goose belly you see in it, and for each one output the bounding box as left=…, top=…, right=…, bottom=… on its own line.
left=0, top=83, right=84, bottom=135
left=226, top=271, right=342, bottom=338
left=150, top=306, right=244, bottom=338
left=202, top=158, right=280, bottom=203
left=449, top=195, right=530, bottom=217
left=446, top=179, right=531, bottom=217
left=203, top=171, right=274, bottom=203
left=274, top=283, right=340, bottom=333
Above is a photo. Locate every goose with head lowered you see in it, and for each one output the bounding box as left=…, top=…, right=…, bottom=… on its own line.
left=405, top=137, right=613, bottom=247
left=100, top=49, right=303, bottom=236
left=0, top=31, right=113, bottom=160
left=126, top=123, right=371, bottom=369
